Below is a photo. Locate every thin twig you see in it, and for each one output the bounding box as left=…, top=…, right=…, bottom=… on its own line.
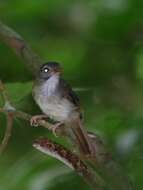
left=0, top=80, right=14, bottom=154
left=0, top=112, right=13, bottom=155
left=0, top=80, right=10, bottom=102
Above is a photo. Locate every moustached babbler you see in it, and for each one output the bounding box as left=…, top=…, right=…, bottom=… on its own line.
left=30, top=62, right=94, bottom=156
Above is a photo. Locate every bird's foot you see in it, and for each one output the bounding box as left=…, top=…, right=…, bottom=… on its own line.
left=52, top=122, right=64, bottom=137
left=30, top=115, right=48, bottom=127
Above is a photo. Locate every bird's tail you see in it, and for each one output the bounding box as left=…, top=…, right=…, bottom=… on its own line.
left=70, top=119, right=95, bottom=156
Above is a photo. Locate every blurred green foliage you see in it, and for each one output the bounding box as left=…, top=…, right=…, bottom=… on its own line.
left=0, top=0, right=143, bottom=189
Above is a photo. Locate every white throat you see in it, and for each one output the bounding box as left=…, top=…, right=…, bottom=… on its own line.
left=42, top=74, right=59, bottom=97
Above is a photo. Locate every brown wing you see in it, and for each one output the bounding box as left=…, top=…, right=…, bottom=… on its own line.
left=59, top=78, right=80, bottom=107
left=59, top=79, right=93, bottom=155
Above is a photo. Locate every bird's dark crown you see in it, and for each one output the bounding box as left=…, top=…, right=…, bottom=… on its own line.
left=40, top=61, right=61, bottom=71
left=38, top=61, right=62, bottom=81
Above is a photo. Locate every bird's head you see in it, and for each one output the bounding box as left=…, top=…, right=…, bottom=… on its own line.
left=38, top=61, right=62, bottom=80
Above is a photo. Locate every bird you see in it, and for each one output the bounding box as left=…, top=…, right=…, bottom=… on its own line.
left=30, top=61, right=94, bottom=156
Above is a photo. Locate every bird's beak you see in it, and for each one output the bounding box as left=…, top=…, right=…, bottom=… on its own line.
left=54, top=68, right=62, bottom=74
left=51, top=68, right=62, bottom=75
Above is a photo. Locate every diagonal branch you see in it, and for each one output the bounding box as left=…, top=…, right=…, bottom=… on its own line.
left=0, top=22, right=42, bottom=75
left=33, top=137, right=106, bottom=190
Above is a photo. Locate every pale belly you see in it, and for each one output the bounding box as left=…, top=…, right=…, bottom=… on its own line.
left=35, top=95, right=77, bottom=122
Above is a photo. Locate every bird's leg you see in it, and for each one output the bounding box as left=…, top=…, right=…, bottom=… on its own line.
left=30, top=114, right=48, bottom=127
left=52, top=122, right=64, bottom=137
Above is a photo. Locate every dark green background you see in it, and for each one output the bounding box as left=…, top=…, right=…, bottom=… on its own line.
left=0, top=0, right=143, bottom=189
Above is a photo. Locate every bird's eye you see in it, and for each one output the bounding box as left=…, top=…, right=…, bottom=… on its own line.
left=44, top=68, right=49, bottom=73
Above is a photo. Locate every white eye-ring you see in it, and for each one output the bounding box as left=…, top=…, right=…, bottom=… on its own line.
left=44, top=68, right=49, bottom=73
